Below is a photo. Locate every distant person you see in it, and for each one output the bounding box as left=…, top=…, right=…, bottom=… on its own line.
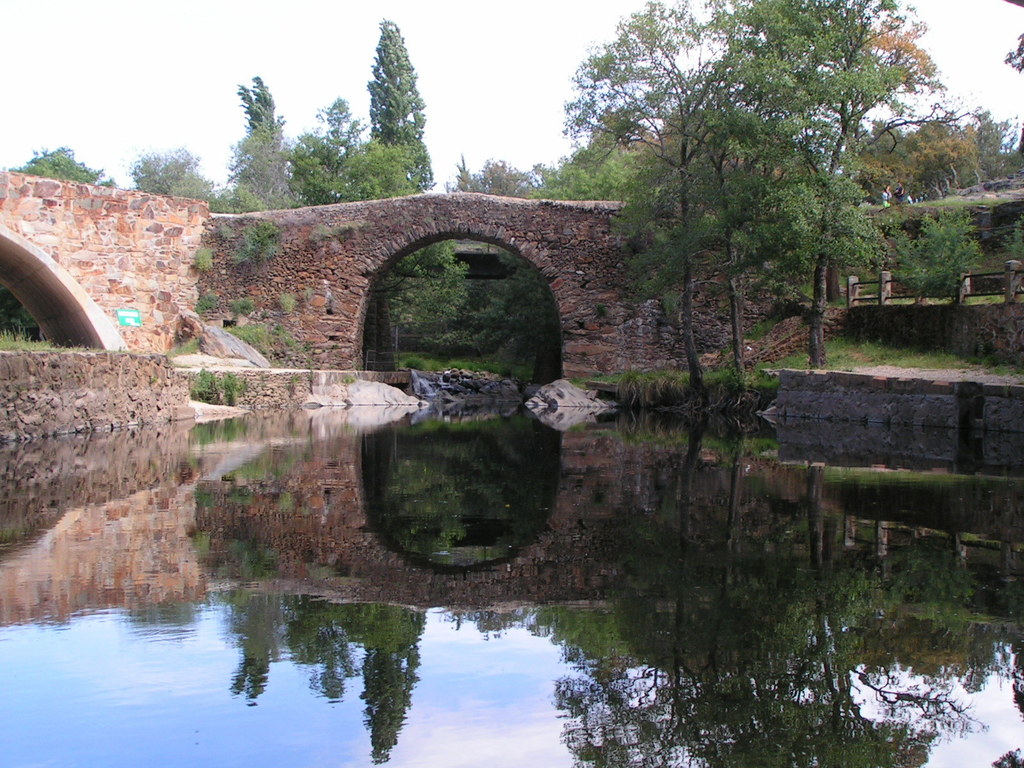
left=881, top=185, right=892, bottom=207
left=893, top=183, right=906, bottom=203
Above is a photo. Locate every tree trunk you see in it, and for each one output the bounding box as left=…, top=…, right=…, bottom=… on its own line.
left=825, top=266, right=841, bottom=303
left=808, top=257, right=829, bottom=368
left=728, top=275, right=745, bottom=374
left=679, top=264, right=706, bottom=402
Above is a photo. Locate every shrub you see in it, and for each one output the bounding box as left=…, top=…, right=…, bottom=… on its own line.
left=233, top=220, right=281, bottom=265
left=278, top=293, right=296, bottom=313
left=229, top=297, right=256, bottom=317
left=220, top=373, right=246, bottom=406
left=196, top=292, right=219, bottom=314
left=190, top=369, right=248, bottom=405
left=193, top=247, right=214, bottom=271
left=190, top=369, right=220, bottom=403
left=894, top=210, right=982, bottom=300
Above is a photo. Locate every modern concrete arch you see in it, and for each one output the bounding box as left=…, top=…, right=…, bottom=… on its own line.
left=201, top=193, right=682, bottom=376
left=0, top=224, right=124, bottom=349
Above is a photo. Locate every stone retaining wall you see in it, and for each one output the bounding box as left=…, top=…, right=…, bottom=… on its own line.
left=772, top=369, right=1024, bottom=433
left=0, top=351, right=192, bottom=441
left=845, top=304, right=1024, bottom=367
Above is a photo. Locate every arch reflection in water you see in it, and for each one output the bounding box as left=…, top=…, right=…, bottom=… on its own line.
left=361, top=416, right=560, bottom=570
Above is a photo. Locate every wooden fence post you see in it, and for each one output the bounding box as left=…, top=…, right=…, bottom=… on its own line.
left=1005, top=260, right=1022, bottom=303
left=958, top=273, right=971, bottom=305
left=847, top=275, right=859, bottom=308
left=879, top=271, right=891, bottom=305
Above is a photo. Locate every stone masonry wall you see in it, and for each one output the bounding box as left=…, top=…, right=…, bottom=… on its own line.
left=772, top=368, right=1024, bottom=433
left=846, top=304, right=1024, bottom=367
left=198, top=194, right=684, bottom=378
left=0, top=173, right=209, bottom=352
left=0, top=351, right=192, bottom=442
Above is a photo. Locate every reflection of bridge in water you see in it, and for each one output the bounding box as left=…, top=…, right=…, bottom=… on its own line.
left=2, top=411, right=1024, bottom=625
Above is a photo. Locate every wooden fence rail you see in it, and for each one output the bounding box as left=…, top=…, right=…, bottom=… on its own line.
left=848, top=260, right=1024, bottom=307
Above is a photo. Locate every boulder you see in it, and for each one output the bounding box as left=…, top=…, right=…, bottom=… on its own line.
left=198, top=325, right=271, bottom=369
left=525, top=379, right=615, bottom=412
left=304, top=377, right=424, bottom=408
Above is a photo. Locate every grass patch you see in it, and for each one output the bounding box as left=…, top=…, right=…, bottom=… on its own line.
left=226, top=324, right=300, bottom=362
left=168, top=339, right=200, bottom=357
left=762, top=337, right=1019, bottom=374
left=0, top=331, right=56, bottom=351
left=616, top=370, right=691, bottom=408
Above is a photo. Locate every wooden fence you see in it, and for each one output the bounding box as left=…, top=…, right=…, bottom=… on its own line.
left=848, top=260, right=1024, bottom=307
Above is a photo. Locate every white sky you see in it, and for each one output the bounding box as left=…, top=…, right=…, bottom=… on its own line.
left=1, top=0, right=1022, bottom=191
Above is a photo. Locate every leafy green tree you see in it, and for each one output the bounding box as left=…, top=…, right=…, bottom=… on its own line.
left=237, top=75, right=281, bottom=135
left=290, top=98, right=366, bottom=206
left=567, top=0, right=729, bottom=398
left=532, top=140, right=635, bottom=201
left=368, top=20, right=433, bottom=191
left=12, top=147, right=112, bottom=185
left=0, top=287, right=36, bottom=335
left=229, top=77, right=295, bottom=211
left=130, top=147, right=216, bottom=200
left=724, top=0, right=942, bottom=366
left=339, top=140, right=419, bottom=201
left=894, top=209, right=983, bottom=301
left=448, top=157, right=538, bottom=197
left=974, top=110, right=1020, bottom=181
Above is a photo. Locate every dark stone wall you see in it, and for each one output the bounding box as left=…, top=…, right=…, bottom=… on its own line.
left=845, top=303, right=1024, bottom=366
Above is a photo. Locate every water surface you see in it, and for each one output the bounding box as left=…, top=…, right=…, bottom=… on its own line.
left=1, top=410, right=1022, bottom=767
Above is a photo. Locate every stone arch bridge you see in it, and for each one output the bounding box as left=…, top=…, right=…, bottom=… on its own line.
left=0, top=173, right=681, bottom=377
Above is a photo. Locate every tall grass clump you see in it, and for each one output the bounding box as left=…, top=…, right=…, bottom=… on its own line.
left=616, top=370, right=691, bottom=408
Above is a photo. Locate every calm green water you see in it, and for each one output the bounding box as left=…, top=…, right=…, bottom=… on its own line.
left=1, top=409, right=1022, bottom=767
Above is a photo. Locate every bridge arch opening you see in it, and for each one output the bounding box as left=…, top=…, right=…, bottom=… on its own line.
left=361, top=232, right=563, bottom=382
left=0, top=225, right=124, bottom=349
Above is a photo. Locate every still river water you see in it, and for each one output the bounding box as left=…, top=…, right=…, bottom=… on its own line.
left=1, top=406, right=1023, bottom=767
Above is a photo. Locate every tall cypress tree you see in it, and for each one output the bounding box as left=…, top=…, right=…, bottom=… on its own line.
left=368, top=20, right=433, bottom=191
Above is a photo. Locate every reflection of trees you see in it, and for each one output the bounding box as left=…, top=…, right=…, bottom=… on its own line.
left=362, top=418, right=559, bottom=568
left=527, top=431, right=1005, bottom=768
left=221, top=593, right=424, bottom=763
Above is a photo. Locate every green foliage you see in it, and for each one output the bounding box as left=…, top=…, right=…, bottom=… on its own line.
left=233, top=220, right=281, bottom=265
left=190, top=369, right=248, bottom=405
left=894, top=209, right=983, bottom=300
left=278, top=293, right=296, bottom=313
left=448, top=157, right=538, bottom=197
left=368, top=20, right=433, bottom=191
left=0, top=287, right=36, bottom=334
left=290, top=98, right=366, bottom=206
left=0, top=329, right=53, bottom=351
left=229, top=127, right=295, bottom=211
left=615, top=370, right=691, bottom=408
left=237, top=76, right=281, bottom=135
left=193, top=247, right=213, bottom=271
left=13, top=146, right=111, bottom=185
left=195, top=292, right=220, bottom=314
left=220, top=373, right=246, bottom=406
left=532, top=141, right=635, bottom=201
left=342, top=140, right=420, bottom=200
left=190, top=369, right=220, bottom=403
left=227, top=323, right=300, bottom=361
left=228, top=297, right=256, bottom=317
left=130, top=147, right=216, bottom=200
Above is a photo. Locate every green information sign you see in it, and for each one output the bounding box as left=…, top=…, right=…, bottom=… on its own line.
left=116, top=309, right=143, bottom=327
